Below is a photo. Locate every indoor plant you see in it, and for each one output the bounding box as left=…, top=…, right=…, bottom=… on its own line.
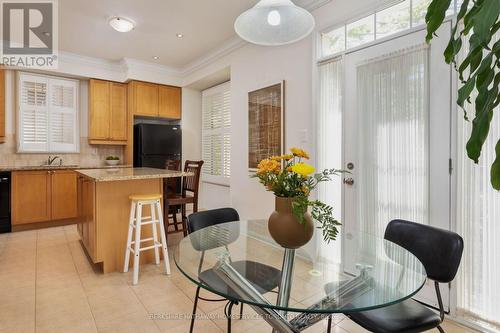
left=425, top=0, right=500, bottom=189
left=252, top=148, right=342, bottom=248
left=105, top=155, right=120, bottom=166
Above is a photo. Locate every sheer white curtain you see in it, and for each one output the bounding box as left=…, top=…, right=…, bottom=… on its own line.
left=456, top=33, right=500, bottom=330
left=356, top=45, right=430, bottom=238
left=317, top=58, right=343, bottom=263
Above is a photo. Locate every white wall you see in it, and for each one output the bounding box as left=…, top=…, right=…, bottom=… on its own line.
left=181, top=0, right=397, bottom=222
left=184, top=38, right=314, bottom=220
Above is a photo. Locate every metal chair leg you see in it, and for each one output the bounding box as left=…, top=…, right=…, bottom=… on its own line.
left=437, top=325, right=445, bottom=333
left=189, top=286, right=201, bottom=333
left=226, top=301, right=235, bottom=333
left=327, top=315, right=332, bottom=333
left=239, top=302, right=244, bottom=319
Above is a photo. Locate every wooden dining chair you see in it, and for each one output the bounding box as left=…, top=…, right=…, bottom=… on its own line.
left=164, top=160, right=204, bottom=236
left=164, top=159, right=181, bottom=231
left=325, top=220, right=464, bottom=333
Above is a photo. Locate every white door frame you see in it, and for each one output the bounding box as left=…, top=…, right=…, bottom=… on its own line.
left=341, top=22, right=453, bottom=310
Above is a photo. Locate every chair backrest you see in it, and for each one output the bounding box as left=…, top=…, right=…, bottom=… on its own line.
left=188, top=207, right=239, bottom=233
left=385, top=219, right=464, bottom=283
left=182, top=160, right=204, bottom=195
left=164, top=159, right=181, bottom=196
left=187, top=208, right=240, bottom=252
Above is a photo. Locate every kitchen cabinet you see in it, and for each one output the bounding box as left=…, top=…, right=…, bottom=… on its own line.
left=89, top=79, right=127, bottom=145
left=128, top=81, right=181, bottom=119
left=132, top=81, right=158, bottom=117
left=158, top=85, right=181, bottom=119
left=51, top=170, right=78, bottom=220
left=0, top=68, right=5, bottom=143
left=12, top=171, right=51, bottom=224
left=12, top=170, right=78, bottom=225
left=77, top=175, right=97, bottom=261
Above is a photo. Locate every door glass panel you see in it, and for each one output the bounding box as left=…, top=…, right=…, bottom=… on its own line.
left=356, top=45, right=429, bottom=238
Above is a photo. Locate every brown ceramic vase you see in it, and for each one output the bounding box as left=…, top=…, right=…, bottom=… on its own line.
left=268, top=196, right=314, bottom=249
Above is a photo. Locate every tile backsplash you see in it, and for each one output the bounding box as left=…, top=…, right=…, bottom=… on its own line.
left=0, top=134, right=124, bottom=168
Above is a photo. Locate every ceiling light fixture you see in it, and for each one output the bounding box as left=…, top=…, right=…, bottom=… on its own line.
left=176, top=33, right=184, bottom=38
left=108, top=17, right=135, bottom=33
left=152, top=56, right=160, bottom=60
left=234, top=0, right=315, bottom=46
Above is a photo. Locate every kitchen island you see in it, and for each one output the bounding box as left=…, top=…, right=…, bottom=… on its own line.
left=76, top=167, right=187, bottom=273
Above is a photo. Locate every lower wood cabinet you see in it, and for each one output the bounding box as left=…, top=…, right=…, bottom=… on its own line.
left=12, top=170, right=78, bottom=225
left=77, top=175, right=97, bottom=261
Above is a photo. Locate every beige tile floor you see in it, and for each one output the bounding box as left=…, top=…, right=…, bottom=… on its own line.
left=0, top=225, right=480, bottom=333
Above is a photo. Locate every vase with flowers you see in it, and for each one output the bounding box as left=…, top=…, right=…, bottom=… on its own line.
left=252, top=148, right=342, bottom=249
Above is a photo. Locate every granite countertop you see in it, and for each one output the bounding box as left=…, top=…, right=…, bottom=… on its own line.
left=0, top=164, right=132, bottom=172
left=75, top=167, right=190, bottom=182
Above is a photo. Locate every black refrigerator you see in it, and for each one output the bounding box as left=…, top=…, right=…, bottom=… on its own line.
left=134, top=124, right=182, bottom=169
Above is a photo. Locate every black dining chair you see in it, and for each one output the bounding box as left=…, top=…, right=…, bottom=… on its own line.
left=327, top=219, right=464, bottom=333
left=187, top=208, right=282, bottom=333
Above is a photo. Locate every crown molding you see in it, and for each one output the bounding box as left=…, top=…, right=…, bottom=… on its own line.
left=58, top=51, right=123, bottom=73
left=180, top=36, right=247, bottom=76
left=303, top=0, right=332, bottom=11
left=3, top=0, right=332, bottom=84
left=179, top=0, right=332, bottom=78
left=121, top=58, right=183, bottom=77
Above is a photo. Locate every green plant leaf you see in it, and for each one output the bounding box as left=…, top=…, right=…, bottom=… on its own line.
left=466, top=68, right=500, bottom=163
left=457, top=77, right=475, bottom=109
left=425, top=0, right=453, bottom=43
left=492, top=139, right=500, bottom=190
left=472, top=0, right=500, bottom=44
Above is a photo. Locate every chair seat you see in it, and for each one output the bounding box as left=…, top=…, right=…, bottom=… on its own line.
left=347, top=298, right=442, bottom=333
left=165, top=194, right=195, bottom=205
left=198, top=260, right=281, bottom=300
left=129, top=194, right=162, bottom=201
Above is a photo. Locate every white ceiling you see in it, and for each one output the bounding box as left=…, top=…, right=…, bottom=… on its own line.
left=59, top=0, right=324, bottom=70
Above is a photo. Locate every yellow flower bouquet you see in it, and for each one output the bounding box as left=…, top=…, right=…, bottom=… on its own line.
left=252, top=148, right=342, bottom=244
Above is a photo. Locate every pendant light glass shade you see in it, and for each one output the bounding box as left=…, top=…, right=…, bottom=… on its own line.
left=234, top=0, right=315, bottom=46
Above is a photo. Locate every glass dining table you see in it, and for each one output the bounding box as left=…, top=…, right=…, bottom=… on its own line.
left=174, top=220, right=426, bottom=332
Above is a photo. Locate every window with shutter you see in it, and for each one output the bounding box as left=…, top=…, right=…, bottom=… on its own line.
left=202, top=82, right=230, bottom=185
left=18, top=72, right=79, bottom=153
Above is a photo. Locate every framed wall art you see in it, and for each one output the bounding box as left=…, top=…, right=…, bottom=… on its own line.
left=248, top=81, right=285, bottom=170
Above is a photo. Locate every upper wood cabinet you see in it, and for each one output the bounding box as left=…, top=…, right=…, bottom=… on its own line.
left=89, top=79, right=127, bottom=145
left=0, top=68, right=5, bottom=143
left=110, top=83, right=128, bottom=141
left=158, top=85, right=181, bottom=119
left=134, top=81, right=158, bottom=117
left=12, top=170, right=78, bottom=225
left=128, top=80, right=181, bottom=119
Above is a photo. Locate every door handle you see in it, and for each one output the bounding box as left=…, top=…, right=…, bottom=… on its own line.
left=343, top=178, right=354, bottom=186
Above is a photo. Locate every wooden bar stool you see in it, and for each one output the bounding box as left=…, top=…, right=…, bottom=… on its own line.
left=124, top=194, right=171, bottom=285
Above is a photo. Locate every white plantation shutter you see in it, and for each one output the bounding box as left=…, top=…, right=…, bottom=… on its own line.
left=18, top=74, right=49, bottom=152
left=18, top=73, right=79, bottom=153
left=49, top=79, right=78, bottom=152
left=202, top=82, right=230, bottom=185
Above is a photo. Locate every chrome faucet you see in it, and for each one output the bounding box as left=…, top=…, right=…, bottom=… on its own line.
left=47, top=156, right=62, bottom=166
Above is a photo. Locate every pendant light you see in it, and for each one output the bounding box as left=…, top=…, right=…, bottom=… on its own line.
left=234, top=0, right=315, bottom=46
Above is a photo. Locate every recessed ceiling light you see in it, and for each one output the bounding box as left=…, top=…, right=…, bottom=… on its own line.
left=152, top=56, right=160, bottom=60
left=108, top=17, right=135, bottom=32
left=176, top=33, right=184, bottom=38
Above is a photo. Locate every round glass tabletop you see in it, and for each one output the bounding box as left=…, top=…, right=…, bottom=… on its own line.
left=174, top=220, right=426, bottom=314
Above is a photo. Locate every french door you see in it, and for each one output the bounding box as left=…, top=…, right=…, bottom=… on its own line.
left=342, top=23, right=452, bottom=309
